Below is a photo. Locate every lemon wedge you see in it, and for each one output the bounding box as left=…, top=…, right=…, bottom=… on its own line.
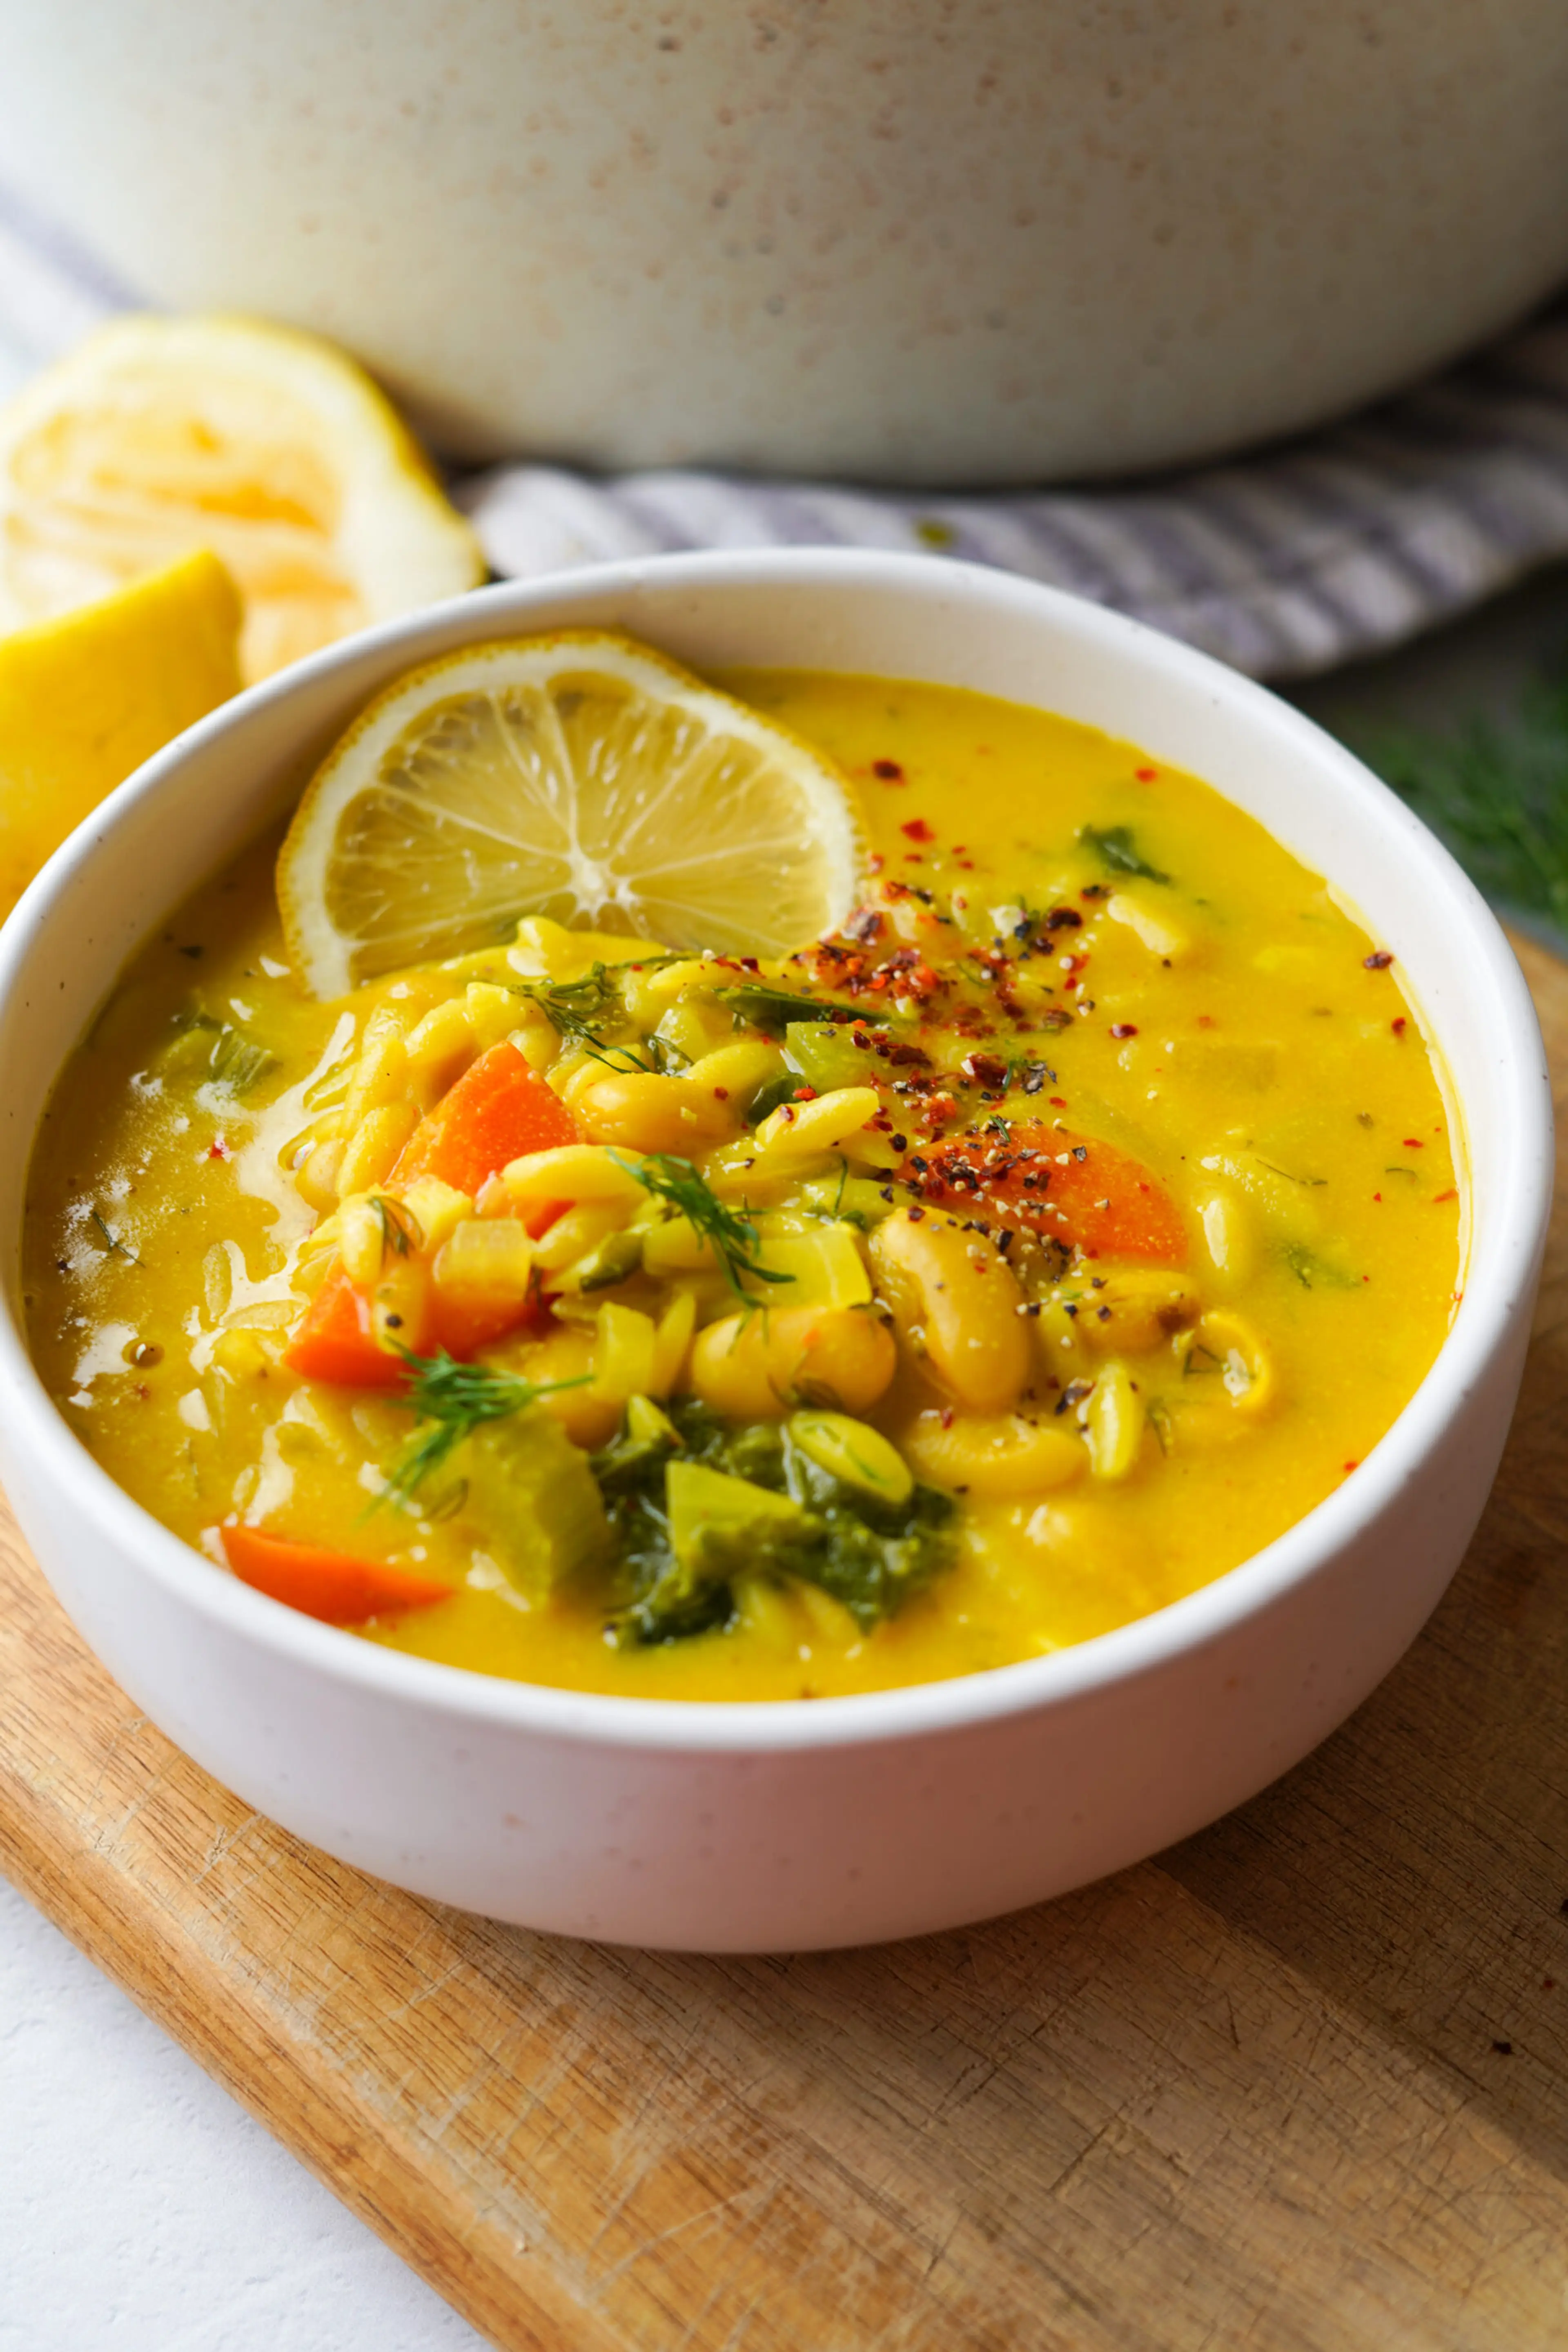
left=277, top=629, right=865, bottom=997
left=0, top=547, right=242, bottom=915
left=0, top=314, right=484, bottom=684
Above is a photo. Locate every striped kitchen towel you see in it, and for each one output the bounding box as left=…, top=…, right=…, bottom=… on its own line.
left=5, top=177, right=1568, bottom=681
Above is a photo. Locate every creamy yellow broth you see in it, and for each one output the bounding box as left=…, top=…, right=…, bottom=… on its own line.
left=24, top=670, right=1463, bottom=1699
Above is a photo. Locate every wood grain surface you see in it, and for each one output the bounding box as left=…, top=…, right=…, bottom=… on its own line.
left=4, top=936, right=1568, bottom=2352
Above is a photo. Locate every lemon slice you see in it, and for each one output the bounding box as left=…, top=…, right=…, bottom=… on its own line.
left=277, top=630, right=865, bottom=997
left=0, top=314, right=484, bottom=684
left=0, top=547, right=241, bottom=916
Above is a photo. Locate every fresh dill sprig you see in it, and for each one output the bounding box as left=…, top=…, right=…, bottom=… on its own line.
left=516, top=963, right=620, bottom=1044
left=1353, top=678, right=1568, bottom=942
left=89, top=1208, right=140, bottom=1264
left=381, top=1348, right=591, bottom=1506
left=516, top=963, right=691, bottom=1077
left=370, top=1196, right=414, bottom=1257
left=613, top=1151, right=793, bottom=1302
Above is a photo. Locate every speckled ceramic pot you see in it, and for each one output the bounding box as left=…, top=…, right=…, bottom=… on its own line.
left=2, top=1, right=1567, bottom=482
left=0, top=551, right=1552, bottom=1951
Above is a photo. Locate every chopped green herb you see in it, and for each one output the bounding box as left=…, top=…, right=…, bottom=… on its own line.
left=1079, top=823, right=1170, bottom=884
left=717, top=981, right=853, bottom=1034
left=1257, top=1158, right=1327, bottom=1189
left=1281, top=1242, right=1358, bottom=1291
left=380, top=1348, right=591, bottom=1505
left=517, top=963, right=620, bottom=1045
left=89, top=1208, right=140, bottom=1264
left=746, top=1072, right=801, bottom=1125
left=588, top=1400, right=955, bottom=1645
left=206, top=1026, right=278, bottom=1096
left=370, top=1196, right=414, bottom=1257
left=613, top=1152, right=793, bottom=1302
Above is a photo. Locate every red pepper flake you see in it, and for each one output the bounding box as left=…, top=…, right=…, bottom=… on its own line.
left=713, top=1086, right=730, bottom=1100
left=1109, top=1023, right=1138, bottom=1039
left=1196, top=1013, right=1215, bottom=1030
left=1392, top=1017, right=1407, bottom=1037
left=208, top=1139, right=229, bottom=1159
left=1050, top=1096, right=1066, bottom=1108
left=1364, top=950, right=1394, bottom=970
left=1402, top=1138, right=1424, bottom=1149
left=903, top=853, right=924, bottom=865
left=873, top=758, right=904, bottom=783
left=1433, top=1188, right=1457, bottom=1204
left=1342, top=1460, right=1359, bottom=1476
left=1372, top=1193, right=1381, bottom=1203
left=793, top=1085, right=818, bottom=1102
left=900, top=817, right=935, bottom=843
left=867, top=852, right=885, bottom=874
left=1135, top=765, right=1159, bottom=782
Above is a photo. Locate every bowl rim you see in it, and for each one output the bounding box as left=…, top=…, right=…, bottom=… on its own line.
left=0, top=547, right=1552, bottom=1757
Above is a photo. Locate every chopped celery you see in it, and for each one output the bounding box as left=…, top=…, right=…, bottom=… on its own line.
left=457, top=1407, right=613, bottom=1601
left=783, top=1021, right=870, bottom=1094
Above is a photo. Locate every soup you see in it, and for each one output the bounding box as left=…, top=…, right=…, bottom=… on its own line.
left=24, top=662, right=1463, bottom=1700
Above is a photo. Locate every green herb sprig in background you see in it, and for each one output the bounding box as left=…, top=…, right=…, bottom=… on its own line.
left=1356, top=676, right=1568, bottom=943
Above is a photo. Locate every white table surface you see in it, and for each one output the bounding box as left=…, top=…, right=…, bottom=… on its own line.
left=2, top=422, right=1566, bottom=2346
left=0, top=1877, right=487, bottom=2351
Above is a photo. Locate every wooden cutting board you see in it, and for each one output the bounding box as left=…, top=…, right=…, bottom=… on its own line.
left=4, top=936, right=1568, bottom=2352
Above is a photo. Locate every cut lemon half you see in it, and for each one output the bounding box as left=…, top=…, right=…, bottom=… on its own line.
left=0, top=314, right=484, bottom=684
left=277, top=630, right=865, bottom=997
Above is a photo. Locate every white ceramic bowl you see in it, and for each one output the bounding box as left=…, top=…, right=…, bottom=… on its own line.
left=3, top=1, right=1568, bottom=481
left=0, top=553, right=1551, bottom=1951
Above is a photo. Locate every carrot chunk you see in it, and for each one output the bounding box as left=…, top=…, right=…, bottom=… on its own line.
left=281, top=1263, right=408, bottom=1387
left=284, top=1046, right=578, bottom=1384
left=392, top=1040, right=579, bottom=1206
left=428, top=1292, right=541, bottom=1360
left=925, top=1121, right=1189, bottom=1265
left=220, top=1524, right=453, bottom=1623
